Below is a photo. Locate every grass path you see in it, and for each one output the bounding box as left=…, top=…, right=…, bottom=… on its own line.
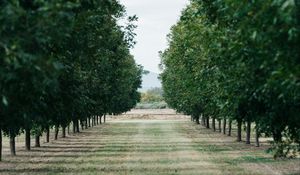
left=0, top=116, right=299, bottom=175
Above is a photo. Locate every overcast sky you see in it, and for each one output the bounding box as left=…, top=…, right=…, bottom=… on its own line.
left=119, top=0, right=189, bottom=73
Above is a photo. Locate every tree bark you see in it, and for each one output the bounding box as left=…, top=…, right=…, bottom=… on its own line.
left=10, top=135, right=16, bottom=156
left=206, top=117, right=210, bottom=129
left=223, top=118, right=227, bottom=135
left=96, top=116, right=99, bottom=125
left=80, top=120, right=84, bottom=130
left=25, top=128, right=31, bottom=151
left=85, top=120, right=88, bottom=129
left=46, top=127, right=50, bottom=143
left=104, top=115, right=106, bottom=123
left=67, top=125, right=70, bottom=134
left=35, top=135, right=40, bottom=147
left=228, top=120, right=232, bottom=136
left=201, top=116, right=205, bottom=126
left=73, top=120, right=76, bottom=133
left=237, top=120, right=242, bottom=142
left=100, top=116, right=102, bottom=124
left=272, top=130, right=283, bottom=158
left=273, top=130, right=282, bottom=143
left=218, top=119, right=221, bottom=132
left=88, top=117, right=91, bottom=127
left=54, top=125, right=59, bottom=140
left=212, top=118, right=216, bottom=132
left=246, top=120, right=251, bottom=144
left=62, top=126, right=66, bottom=138
left=195, top=115, right=200, bottom=124
left=255, top=127, right=260, bottom=147
left=0, top=129, right=2, bottom=161
left=76, top=120, right=80, bottom=133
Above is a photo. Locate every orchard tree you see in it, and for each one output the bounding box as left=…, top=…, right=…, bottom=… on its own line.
left=0, top=0, right=142, bottom=160
left=161, top=0, right=300, bottom=158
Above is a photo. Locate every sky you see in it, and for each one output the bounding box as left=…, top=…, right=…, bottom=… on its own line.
left=119, top=0, right=189, bottom=74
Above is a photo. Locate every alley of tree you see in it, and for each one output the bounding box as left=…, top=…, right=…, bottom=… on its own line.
left=0, top=110, right=299, bottom=175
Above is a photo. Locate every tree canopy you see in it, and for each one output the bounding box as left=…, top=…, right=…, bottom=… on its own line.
left=160, top=0, right=300, bottom=158
left=0, top=0, right=142, bottom=160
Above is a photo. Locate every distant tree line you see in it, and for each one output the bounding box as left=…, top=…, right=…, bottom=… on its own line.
left=136, top=87, right=167, bottom=109
left=160, top=0, right=299, bottom=158
left=0, top=0, right=142, bottom=161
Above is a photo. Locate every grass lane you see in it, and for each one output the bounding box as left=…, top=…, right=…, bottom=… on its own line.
left=0, top=118, right=299, bottom=175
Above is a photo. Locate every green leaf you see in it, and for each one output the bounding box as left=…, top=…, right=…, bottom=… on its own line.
left=53, top=62, right=64, bottom=70
left=2, top=96, right=8, bottom=106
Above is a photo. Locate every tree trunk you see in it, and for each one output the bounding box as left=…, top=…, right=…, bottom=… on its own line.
left=54, top=125, right=59, bottom=140
left=246, top=120, right=251, bottom=144
left=67, top=125, right=70, bottom=134
left=0, top=129, right=2, bottom=161
left=35, top=135, right=40, bottom=147
left=62, top=126, right=66, bottom=138
left=88, top=117, right=91, bottom=127
left=46, top=127, right=50, bottom=143
left=218, top=119, right=221, bottom=132
left=73, top=120, right=76, bottom=133
left=255, top=127, right=260, bottom=147
left=25, top=128, right=31, bottom=151
left=100, top=116, right=102, bottom=124
left=10, top=136, right=16, bottom=156
left=273, top=130, right=282, bottom=143
left=76, top=120, right=80, bottom=133
left=96, top=116, right=99, bottom=125
left=272, top=130, right=283, bottom=158
left=201, top=116, right=205, bottom=126
left=80, top=120, right=84, bottom=130
left=195, top=115, right=200, bottom=124
left=206, top=117, right=210, bottom=129
left=212, top=118, right=216, bottom=132
left=223, top=118, right=226, bottom=135
left=85, top=120, right=88, bottom=129
left=228, top=120, right=232, bottom=136
left=237, top=120, right=242, bottom=142
left=104, top=115, right=106, bottom=123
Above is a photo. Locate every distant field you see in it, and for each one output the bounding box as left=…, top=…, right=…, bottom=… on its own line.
left=0, top=109, right=299, bottom=175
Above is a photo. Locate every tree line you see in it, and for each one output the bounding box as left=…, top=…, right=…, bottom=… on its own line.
left=0, top=0, right=142, bottom=161
left=160, top=0, right=299, bottom=158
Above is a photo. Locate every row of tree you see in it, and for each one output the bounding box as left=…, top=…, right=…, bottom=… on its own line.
left=0, top=0, right=142, bottom=161
left=160, top=0, right=299, bottom=158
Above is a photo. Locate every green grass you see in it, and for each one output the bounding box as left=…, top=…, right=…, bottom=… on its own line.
left=0, top=116, right=299, bottom=175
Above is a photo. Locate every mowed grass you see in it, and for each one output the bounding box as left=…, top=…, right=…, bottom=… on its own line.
left=0, top=116, right=299, bottom=175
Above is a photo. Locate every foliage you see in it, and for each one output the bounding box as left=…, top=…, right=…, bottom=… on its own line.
left=160, top=0, right=300, bottom=158
left=137, top=88, right=167, bottom=109
left=141, top=87, right=164, bottom=103
left=0, top=0, right=142, bottom=158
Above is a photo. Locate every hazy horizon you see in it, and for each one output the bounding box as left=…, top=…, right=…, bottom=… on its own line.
left=119, top=0, right=189, bottom=74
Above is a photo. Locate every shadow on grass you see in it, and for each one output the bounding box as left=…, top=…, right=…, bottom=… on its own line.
left=0, top=166, right=219, bottom=174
